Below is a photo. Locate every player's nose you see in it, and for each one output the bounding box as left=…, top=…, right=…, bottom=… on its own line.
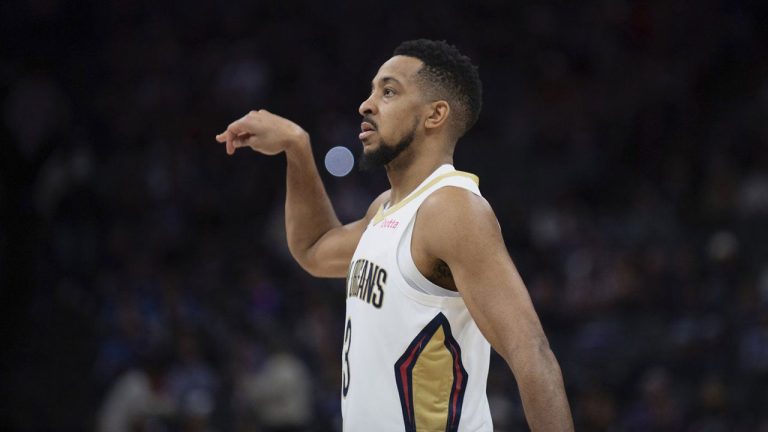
left=359, top=94, right=377, bottom=116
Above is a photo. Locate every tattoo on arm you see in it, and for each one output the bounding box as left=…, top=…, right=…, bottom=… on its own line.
left=429, top=260, right=457, bottom=291
left=435, top=260, right=452, bottom=279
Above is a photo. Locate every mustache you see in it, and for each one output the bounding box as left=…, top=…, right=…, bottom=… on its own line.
left=362, top=115, right=378, bottom=130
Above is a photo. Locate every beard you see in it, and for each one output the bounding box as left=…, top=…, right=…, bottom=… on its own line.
left=358, top=119, right=417, bottom=172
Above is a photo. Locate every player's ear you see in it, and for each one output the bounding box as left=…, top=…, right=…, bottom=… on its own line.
left=424, top=100, right=450, bottom=131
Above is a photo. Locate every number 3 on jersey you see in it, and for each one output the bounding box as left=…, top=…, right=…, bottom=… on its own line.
left=342, top=317, right=352, bottom=397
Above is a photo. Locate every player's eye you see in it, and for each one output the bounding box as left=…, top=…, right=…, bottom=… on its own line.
left=383, top=88, right=396, bottom=97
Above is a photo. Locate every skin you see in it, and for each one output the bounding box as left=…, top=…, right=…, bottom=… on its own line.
left=216, top=55, right=574, bottom=431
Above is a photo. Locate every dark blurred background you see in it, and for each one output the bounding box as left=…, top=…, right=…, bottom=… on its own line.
left=2, top=0, right=768, bottom=431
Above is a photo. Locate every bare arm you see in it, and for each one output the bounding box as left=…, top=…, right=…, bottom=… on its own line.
left=414, top=187, right=574, bottom=431
left=216, top=110, right=386, bottom=277
left=285, top=142, right=389, bottom=276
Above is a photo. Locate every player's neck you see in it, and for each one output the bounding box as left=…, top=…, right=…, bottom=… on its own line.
left=385, top=151, right=453, bottom=206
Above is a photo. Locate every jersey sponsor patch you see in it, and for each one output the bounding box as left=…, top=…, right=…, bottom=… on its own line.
left=394, top=313, right=468, bottom=432
left=379, top=218, right=400, bottom=229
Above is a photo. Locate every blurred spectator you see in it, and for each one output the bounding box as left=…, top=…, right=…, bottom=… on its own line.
left=97, top=349, right=175, bottom=432
left=167, top=331, right=220, bottom=429
left=234, top=341, right=314, bottom=432
left=620, top=367, right=685, bottom=431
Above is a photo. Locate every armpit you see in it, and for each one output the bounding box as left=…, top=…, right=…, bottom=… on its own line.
left=428, top=260, right=458, bottom=292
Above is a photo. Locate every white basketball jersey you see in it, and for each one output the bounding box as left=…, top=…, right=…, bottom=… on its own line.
left=341, top=164, right=493, bottom=432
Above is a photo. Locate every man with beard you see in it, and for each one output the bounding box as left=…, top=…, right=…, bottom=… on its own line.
left=216, top=39, right=573, bottom=431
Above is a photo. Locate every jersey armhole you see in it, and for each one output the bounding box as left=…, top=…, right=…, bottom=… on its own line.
left=397, top=215, right=462, bottom=298
left=395, top=178, right=482, bottom=298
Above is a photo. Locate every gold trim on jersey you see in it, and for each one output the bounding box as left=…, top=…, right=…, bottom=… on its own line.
left=372, top=171, right=479, bottom=225
left=394, top=312, right=469, bottom=431
left=412, top=325, right=453, bottom=431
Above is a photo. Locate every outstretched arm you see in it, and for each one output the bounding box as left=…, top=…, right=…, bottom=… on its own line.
left=216, top=110, right=384, bottom=277
left=415, top=187, right=574, bottom=431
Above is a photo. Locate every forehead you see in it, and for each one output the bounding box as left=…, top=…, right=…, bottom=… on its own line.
left=372, top=55, right=424, bottom=85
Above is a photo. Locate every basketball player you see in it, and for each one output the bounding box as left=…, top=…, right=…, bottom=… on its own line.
left=216, top=39, right=573, bottom=431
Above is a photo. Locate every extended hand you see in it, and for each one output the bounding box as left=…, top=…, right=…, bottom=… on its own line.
left=215, top=109, right=308, bottom=156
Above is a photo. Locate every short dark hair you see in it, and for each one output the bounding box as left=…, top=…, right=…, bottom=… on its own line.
left=394, top=39, right=482, bottom=139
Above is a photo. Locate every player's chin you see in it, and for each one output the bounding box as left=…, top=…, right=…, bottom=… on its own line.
left=360, top=135, right=379, bottom=148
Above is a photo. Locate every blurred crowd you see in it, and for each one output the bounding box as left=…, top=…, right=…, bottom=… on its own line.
left=2, top=0, right=768, bottom=430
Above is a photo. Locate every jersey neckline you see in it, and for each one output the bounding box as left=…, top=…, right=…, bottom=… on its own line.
left=372, top=165, right=479, bottom=226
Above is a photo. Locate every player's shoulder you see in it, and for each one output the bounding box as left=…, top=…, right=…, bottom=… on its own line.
left=421, top=185, right=493, bottom=218
left=416, top=186, right=502, bottom=250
